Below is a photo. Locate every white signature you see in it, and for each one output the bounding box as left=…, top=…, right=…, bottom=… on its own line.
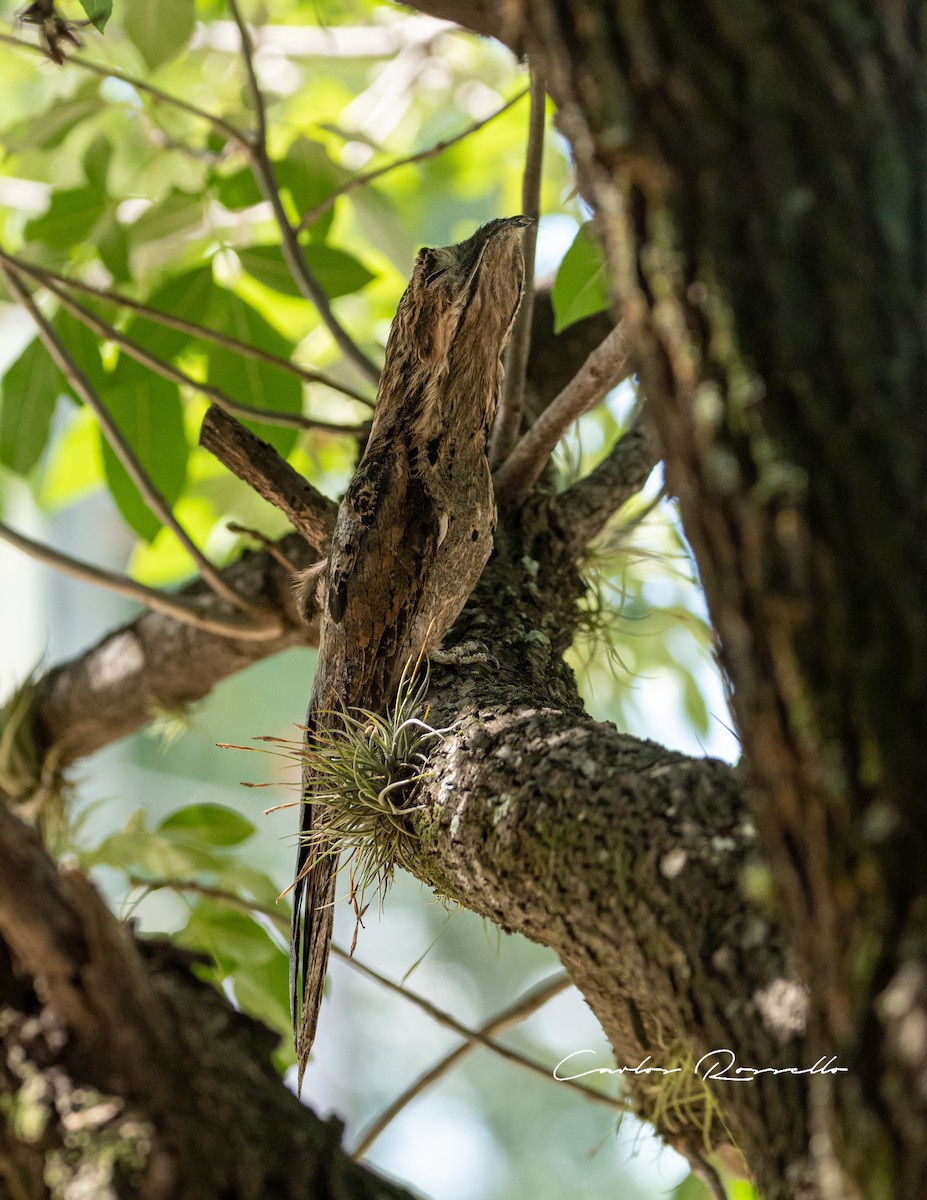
left=554, top=1048, right=848, bottom=1083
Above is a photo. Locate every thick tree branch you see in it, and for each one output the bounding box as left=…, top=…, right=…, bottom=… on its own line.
left=199, top=405, right=339, bottom=549
left=410, top=676, right=807, bottom=1200
left=11, top=290, right=612, bottom=784
left=0, top=800, right=418, bottom=1200
left=555, top=410, right=661, bottom=547
left=25, top=535, right=319, bottom=776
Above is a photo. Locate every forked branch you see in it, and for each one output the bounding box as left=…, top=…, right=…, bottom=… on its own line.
left=493, top=321, right=632, bottom=505
left=0, top=265, right=271, bottom=623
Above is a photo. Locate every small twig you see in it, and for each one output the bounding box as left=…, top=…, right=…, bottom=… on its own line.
left=0, top=520, right=283, bottom=640
left=296, top=87, right=529, bottom=233
left=226, top=523, right=301, bottom=573
left=227, top=0, right=267, bottom=148
left=226, top=0, right=380, bottom=385
left=352, top=972, right=571, bottom=1158
left=489, top=64, right=545, bottom=468
left=129, top=875, right=628, bottom=1115
left=493, top=322, right=632, bottom=506
left=556, top=409, right=661, bottom=548
left=200, top=405, right=338, bottom=550
left=1, top=253, right=374, bottom=408
left=2, top=257, right=364, bottom=436
left=333, top=947, right=628, bottom=1114
left=0, top=31, right=246, bottom=145
left=1, top=265, right=259, bottom=616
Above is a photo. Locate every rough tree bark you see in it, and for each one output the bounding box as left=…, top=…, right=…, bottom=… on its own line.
left=5, top=3, right=923, bottom=1196
left=409, top=2, right=927, bottom=1197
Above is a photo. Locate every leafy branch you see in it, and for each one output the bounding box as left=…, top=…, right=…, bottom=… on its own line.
left=227, top=0, right=381, bottom=385
left=0, top=264, right=279, bottom=632
left=0, top=254, right=375, bottom=408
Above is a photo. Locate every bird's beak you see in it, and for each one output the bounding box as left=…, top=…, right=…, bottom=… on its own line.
left=509, top=215, right=534, bottom=228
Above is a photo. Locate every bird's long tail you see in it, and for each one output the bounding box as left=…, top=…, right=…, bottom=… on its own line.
left=290, top=748, right=337, bottom=1091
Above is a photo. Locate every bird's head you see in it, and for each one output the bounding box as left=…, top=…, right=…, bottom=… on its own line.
left=392, top=216, right=532, bottom=366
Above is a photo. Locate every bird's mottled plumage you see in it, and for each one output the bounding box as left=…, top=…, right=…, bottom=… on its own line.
left=291, top=217, right=529, bottom=1084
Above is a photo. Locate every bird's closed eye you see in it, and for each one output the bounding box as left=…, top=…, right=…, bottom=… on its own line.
left=426, top=269, right=448, bottom=285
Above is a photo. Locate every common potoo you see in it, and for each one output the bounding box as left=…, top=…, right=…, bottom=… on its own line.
left=291, top=217, right=530, bottom=1084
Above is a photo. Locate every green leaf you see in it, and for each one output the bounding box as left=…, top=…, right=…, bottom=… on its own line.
left=681, top=669, right=710, bottom=736
left=214, top=166, right=264, bottom=211
left=0, top=339, right=62, bottom=475
left=40, top=407, right=104, bottom=509
left=83, top=828, right=221, bottom=876
left=278, top=138, right=344, bottom=241
left=76, top=0, right=112, bottom=33
left=207, top=292, right=301, bottom=457
left=177, top=903, right=276, bottom=969
left=23, top=187, right=106, bottom=249
left=159, top=803, right=255, bottom=847
left=3, top=311, right=106, bottom=486
left=94, top=209, right=131, bottom=280
left=55, top=309, right=108, bottom=395
left=123, top=0, right=194, bottom=69
left=83, top=133, right=112, bottom=191
left=131, top=189, right=203, bottom=244
left=239, top=243, right=374, bottom=300
left=233, top=957, right=292, bottom=1039
left=123, top=268, right=215, bottom=361
left=97, top=373, right=188, bottom=541
left=2, top=90, right=104, bottom=151
left=551, top=223, right=610, bottom=332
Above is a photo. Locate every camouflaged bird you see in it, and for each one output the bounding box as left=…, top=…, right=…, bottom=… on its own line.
left=291, top=217, right=530, bottom=1085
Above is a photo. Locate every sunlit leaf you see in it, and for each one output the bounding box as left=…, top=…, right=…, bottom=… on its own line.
left=97, top=371, right=189, bottom=541
left=94, top=208, right=131, bottom=280
left=131, top=189, right=204, bottom=244
left=239, top=243, right=374, bottom=300
left=279, top=137, right=344, bottom=241
left=83, top=133, right=112, bottom=191
left=551, top=222, right=610, bottom=332
left=124, top=268, right=215, bottom=361
left=159, top=803, right=256, bottom=846
left=233, top=957, right=292, bottom=1040
left=206, top=292, right=301, bottom=457
left=55, top=309, right=109, bottom=395
left=0, top=339, right=62, bottom=475
left=76, top=0, right=112, bottom=33
left=2, top=89, right=104, bottom=151
left=682, top=669, right=710, bottom=736
left=215, top=166, right=264, bottom=211
left=23, top=187, right=106, bottom=249
left=123, top=0, right=195, bottom=69
left=39, top=407, right=104, bottom=509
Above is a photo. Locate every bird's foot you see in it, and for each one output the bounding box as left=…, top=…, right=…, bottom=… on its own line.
left=428, top=639, right=497, bottom=669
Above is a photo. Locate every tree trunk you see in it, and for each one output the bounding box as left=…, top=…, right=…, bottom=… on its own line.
left=411, top=2, right=927, bottom=1195
left=5, top=4, right=926, bottom=1196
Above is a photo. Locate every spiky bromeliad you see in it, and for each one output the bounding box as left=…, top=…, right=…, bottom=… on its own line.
left=291, top=217, right=531, bottom=1085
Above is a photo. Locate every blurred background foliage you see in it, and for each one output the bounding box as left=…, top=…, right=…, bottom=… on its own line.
left=0, top=1, right=744, bottom=1197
